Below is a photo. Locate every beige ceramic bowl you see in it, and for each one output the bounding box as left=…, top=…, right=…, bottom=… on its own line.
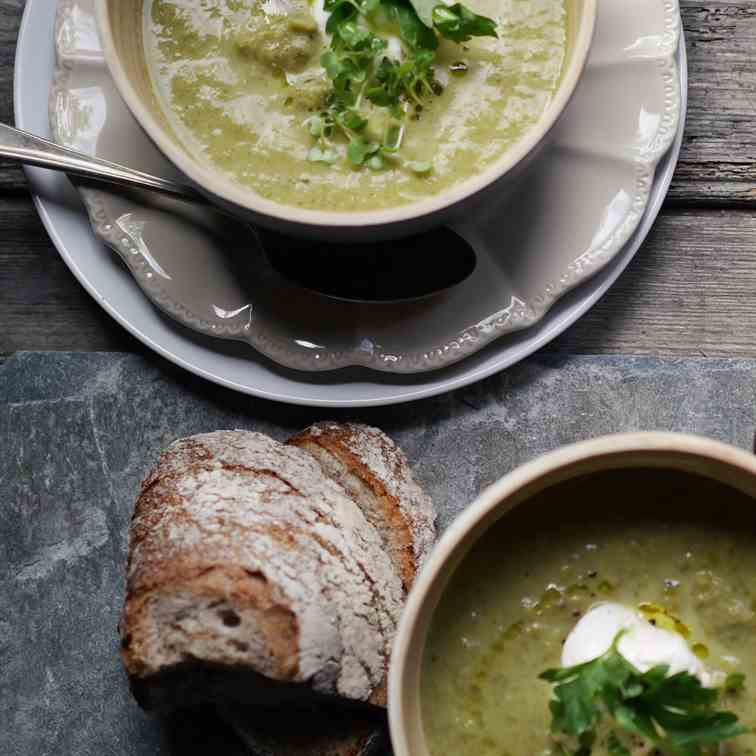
left=95, top=0, right=596, bottom=241
left=389, top=432, right=756, bottom=756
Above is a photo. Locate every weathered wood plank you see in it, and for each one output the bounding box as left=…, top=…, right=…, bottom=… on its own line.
left=0, top=198, right=140, bottom=352
left=670, top=1, right=756, bottom=206
left=2, top=198, right=756, bottom=357
left=1, top=0, right=756, bottom=205
left=0, top=0, right=26, bottom=191
left=551, top=206, right=756, bottom=356
left=1, top=1, right=756, bottom=354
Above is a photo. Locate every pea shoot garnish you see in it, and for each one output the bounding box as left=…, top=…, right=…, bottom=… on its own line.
left=540, top=634, right=749, bottom=756
left=306, top=0, right=497, bottom=171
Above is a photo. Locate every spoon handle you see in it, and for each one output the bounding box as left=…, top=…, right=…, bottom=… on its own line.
left=0, top=122, right=202, bottom=202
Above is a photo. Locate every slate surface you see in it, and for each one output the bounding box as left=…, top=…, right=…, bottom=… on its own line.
left=3, top=352, right=756, bottom=755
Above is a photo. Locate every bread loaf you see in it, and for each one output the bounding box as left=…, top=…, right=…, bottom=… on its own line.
left=120, top=430, right=404, bottom=710
left=289, top=422, right=436, bottom=592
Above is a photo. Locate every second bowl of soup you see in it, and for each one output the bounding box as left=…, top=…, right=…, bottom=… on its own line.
left=390, top=433, right=756, bottom=756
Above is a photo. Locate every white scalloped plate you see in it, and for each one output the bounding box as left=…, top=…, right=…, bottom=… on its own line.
left=16, top=0, right=686, bottom=405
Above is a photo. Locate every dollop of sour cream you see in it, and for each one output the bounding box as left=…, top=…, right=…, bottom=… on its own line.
left=562, top=602, right=724, bottom=688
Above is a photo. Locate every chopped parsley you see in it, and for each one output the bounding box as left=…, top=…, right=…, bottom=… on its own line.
left=539, top=634, right=749, bottom=756
left=725, top=672, right=746, bottom=694
left=306, top=0, right=497, bottom=170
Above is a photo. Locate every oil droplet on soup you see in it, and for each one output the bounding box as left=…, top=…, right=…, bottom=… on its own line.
left=144, top=0, right=567, bottom=211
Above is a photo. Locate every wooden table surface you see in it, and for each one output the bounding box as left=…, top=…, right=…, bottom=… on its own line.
left=1, top=0, right=755, bottom=357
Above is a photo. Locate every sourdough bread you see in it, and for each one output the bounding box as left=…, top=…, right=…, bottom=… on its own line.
left=289, top=422, right=436, bottom=592
left=121, top=430, right=404, bottom=710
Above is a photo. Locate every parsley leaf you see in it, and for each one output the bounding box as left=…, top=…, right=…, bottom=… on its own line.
left=540, top=635, right=749, bottom=755
left=725, top=672, right=746, bottom=694
left=338, top=109, right=369, bottom=131
left=308, top=0, right=497, bottom=169
left=405, top=0, right=438, bottom=27
left=383, top=0, right=439, bottom=50
left=325, top=2, right=358, bottom=34
left=432, top=3, right=498, bottom=42
left=307, top=145, right=339, bottom=164
left=606, top=732, right=631, bottom=756
left=347, top=136, right=381, bottom=165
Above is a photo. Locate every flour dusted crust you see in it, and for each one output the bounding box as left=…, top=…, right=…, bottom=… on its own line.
left=121, top=431, right=404, bottom=707
left=289, top=422, right=436, bottom=591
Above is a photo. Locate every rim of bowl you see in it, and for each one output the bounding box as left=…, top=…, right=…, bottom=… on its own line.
left=94, top=0, right=597, bottom=231
left=388, top=431, right=756, bottom=756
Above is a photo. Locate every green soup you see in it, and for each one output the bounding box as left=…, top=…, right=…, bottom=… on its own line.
left=421, top=471, right=756, bottom=756
left=144, top=0, right=567, bottom=211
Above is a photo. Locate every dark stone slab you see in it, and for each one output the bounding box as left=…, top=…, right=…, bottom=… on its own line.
left=2, top=352, right=756, bottom=754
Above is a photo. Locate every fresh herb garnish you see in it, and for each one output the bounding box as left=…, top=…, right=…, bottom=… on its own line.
left=539, top=634, right=749, bottom=756
left=307, top=0, right=497, bottom=170
left=606, top=731, right=631, bottom=756
left=431, top=3, right=497, bottom=42
left=725, top=672, right=746, bottom=694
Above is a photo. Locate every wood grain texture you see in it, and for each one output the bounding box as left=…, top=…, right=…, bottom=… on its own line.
left=2, top=200, right=756, bottom=357
left=1, top=0, right=756, bottom=355
left=670, top=1, right=756, bottom=206
left=0, top=198, right=141, bottom=352
left=0, top=0, right=26, bottom=192
left=550, top=208, right=756, bottom=356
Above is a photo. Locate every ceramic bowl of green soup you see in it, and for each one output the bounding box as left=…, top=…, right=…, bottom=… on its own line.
left=94, top=0, right=596, bottom=240
left=390, top=433, right=756, bottom=756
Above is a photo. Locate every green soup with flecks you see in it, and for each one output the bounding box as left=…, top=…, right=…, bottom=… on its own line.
left=421, top=471, right=756, bottom=756
left=144, top=0, right=567, bottom=211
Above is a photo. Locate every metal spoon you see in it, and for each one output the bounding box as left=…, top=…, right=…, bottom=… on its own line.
left=259, top=226, right=476, bottom=303
left=0, top=122, right=203, bottom=201
left=1, top=122, right=476, bottom=302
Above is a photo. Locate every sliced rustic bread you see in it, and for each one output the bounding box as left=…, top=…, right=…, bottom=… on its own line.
left=121, top=430, right=404, bottom=711
left=289, top=422, right=436, bottom=592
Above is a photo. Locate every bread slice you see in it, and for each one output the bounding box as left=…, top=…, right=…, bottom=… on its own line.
left=289, top=422, right=436, bottom=592
left=121, top=431, right=404, bottom=712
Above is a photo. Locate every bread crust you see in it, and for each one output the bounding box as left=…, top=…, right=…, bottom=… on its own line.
left=121, top=431, right=403, bottom=709
left=289, top=422, right=436, bottom=592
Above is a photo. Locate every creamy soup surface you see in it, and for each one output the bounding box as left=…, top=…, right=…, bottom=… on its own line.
left=144, top=0, right=567, bottom=211
left=422, top=515, right=756, bottom=756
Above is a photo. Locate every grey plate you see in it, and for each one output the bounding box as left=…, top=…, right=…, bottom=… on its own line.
left=16, top=0, right=687, bottom=406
